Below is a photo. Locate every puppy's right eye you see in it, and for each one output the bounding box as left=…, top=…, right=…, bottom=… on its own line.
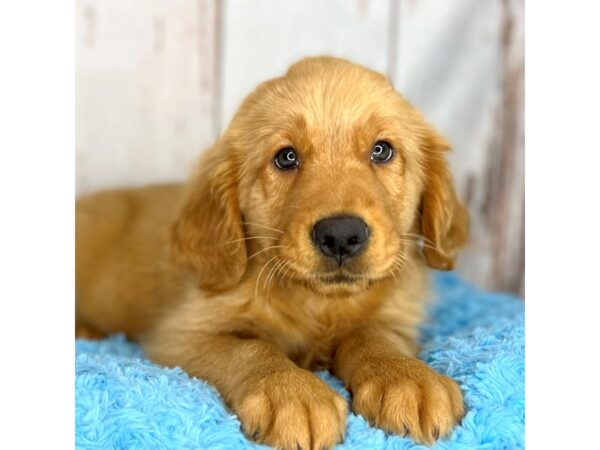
left=274, top=147, right=299, bottom=170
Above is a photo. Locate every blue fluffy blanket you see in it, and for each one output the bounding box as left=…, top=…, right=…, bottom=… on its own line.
left=76, top=273, right=524, bottom=449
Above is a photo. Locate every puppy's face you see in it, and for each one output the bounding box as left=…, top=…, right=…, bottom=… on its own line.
left=173, top=57, right=468, bottom=295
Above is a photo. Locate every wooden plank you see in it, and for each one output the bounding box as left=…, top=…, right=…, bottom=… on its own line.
left=75, top=0, right=524, bottom=295
left=490, top=0, right=524, bottom=295
left=76, top=0, right=219, bottom=194
left=392, top=0, right=524, bottom=295
left=220, top=0, right=392, bottom=129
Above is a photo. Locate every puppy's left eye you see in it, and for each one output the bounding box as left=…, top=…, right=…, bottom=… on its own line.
left=274, top=147, right=299, bottom=170
left=371, top=141, right=394, bottom=163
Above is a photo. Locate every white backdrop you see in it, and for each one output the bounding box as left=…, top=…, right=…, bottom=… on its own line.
left=76, top=0, right=524, bottom=295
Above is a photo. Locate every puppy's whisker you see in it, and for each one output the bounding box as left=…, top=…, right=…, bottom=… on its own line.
left=389, top=260, right=401, bottom=277
left=398, top=237, right=444, bottom=254
left=407, top=241, right=444, bottom=254
left=388, top=252, right=408, bottom=278
left=397, top=254, right=408, bottom=266
left=265, top=258, right=284, bottom=292
left=254, top=255, right=279, bottom=301
left=285, top=263, right=296, bottom=284
left=274, top=260, right=290, bottom=287
left=266, top=258, right=289, bottom=303
left=397, top=237, right=420, bottom=245
left=400, top=233, right=440, bottom=249
left=283, top=261, right=295, bottom=285
left=221, top=236, right=280, bottom=246
left=267, top=260, right=286, bottom=302
left=263, top=262, right=276, bottom=295
left=247, top=245, right=284, bottom=260
left=421, top=243, right=445, bottom=253
left=240, top=221, right=284, bottom=234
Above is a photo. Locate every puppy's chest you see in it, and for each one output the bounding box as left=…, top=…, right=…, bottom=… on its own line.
left=275, top=319, right=350, bottom=371
left=288, top=334, right=340, bottom=370
left=255, top=295, right=379, bottom=370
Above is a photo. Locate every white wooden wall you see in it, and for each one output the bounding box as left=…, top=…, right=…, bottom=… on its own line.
left=76, top=0, right=524, bottom=296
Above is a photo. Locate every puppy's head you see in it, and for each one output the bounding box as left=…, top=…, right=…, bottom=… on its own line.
left=172, top=57, right=468, bottom=294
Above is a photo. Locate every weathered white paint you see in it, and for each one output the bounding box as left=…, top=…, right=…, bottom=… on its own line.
left=393, top=0, right=524, bottom=294
left=220, top=0, right=392, bottom=130
left=76, top=0, right=218, bottom=194
left=75, top=0, right=524, bottom=295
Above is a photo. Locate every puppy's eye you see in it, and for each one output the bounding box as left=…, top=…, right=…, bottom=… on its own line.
left=370, top=141, right=394, bottom=163
left=274, top=147, right=299, bottom=170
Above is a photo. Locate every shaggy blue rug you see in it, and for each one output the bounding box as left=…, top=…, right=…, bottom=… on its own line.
left=75, top=273, right=524, bottom=449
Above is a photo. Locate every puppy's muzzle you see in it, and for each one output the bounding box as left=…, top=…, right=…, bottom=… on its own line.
left=312, top=216, right=370, bottom=266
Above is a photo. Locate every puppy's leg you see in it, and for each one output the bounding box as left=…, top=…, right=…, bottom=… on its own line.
left=146, top=334, right=347, bottom=450
left=75, top=322, right=106, bottom=340
left=333, top=328, right=464, bottom=445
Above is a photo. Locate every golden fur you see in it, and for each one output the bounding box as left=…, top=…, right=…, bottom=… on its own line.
left=76, top=57, right=469, bottom=449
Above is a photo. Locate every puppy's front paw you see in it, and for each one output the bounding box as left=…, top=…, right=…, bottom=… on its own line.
left=351, top=358, right=464, bottom=445
left=234, top=368, right=347, bottom=450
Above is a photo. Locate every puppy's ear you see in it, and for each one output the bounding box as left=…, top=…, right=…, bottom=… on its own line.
left=171, top=142, right=247, bottom=290
left=420, top=129, right=469, bottom=270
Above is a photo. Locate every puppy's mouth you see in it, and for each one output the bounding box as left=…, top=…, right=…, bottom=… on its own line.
left=298, top=269, right=373, bottom=296
left=318, top=273, right=361, bottom=284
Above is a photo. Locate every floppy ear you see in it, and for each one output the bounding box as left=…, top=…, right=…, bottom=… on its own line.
left=420, top=129, right=470, bottom=270
left=171, top=142, right=247, bottom=290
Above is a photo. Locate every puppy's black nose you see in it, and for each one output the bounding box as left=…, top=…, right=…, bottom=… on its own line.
left=312, top=216, right=370, bottom=265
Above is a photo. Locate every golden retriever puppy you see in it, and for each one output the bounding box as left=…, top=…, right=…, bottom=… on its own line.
left=76, top=56, right=469, bottom=449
